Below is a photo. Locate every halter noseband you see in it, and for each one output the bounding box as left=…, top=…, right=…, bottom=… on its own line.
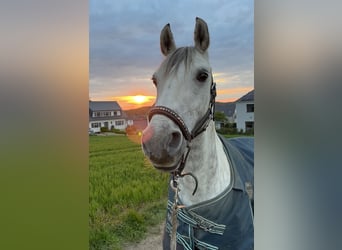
left=148, top=79, right=216, bottom=142
left=147, top=78, right=216, bottom=195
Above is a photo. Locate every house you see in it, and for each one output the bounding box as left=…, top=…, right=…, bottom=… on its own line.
left=235, top=89, right=254, bottom=132
left=214, top=102, right=236, bottom=129
left=89, top=101, right=127, bottom=133
left=124, top=106, right=150, bottom=134
left=128, top=117, right=148, bottom=133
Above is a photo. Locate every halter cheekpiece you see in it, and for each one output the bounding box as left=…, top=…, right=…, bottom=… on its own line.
left=147, top=77, right=217, bottom=195
left=148, top=78, right=216, bottom=142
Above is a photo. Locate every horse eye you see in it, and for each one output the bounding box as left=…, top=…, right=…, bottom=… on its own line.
left=197, top=72, right=208, bottom=82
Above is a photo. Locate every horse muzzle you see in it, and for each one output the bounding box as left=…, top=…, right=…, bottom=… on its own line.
left=141, top=115, right=186, bottom=171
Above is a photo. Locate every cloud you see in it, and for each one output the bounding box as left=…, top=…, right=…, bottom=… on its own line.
left=89, top=0, right=254, bottom=104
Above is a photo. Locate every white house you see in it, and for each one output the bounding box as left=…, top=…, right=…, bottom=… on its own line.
left=235, top=90, right=254, bottom=132
left=89, top=101, right=127, bottom=133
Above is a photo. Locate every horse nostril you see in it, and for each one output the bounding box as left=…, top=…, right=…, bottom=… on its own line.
left=169, top=131, right=182, bottom=149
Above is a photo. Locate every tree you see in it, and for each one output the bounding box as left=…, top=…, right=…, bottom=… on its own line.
left=214, top=111, right=227, bottom=123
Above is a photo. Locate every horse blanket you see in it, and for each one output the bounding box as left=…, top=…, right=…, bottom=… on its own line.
left=163, top=136, right=254, bottom=250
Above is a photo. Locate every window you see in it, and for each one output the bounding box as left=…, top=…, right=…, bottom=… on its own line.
left=93, top=111, right=117, bottom=117
left=91, top=122, right=101, bottom=128
left=93, top=112, right=101, bottom=117
left=115, top=120, right=124, bottom=126
left=245, top=121, right=254, bottom=132
left=246, top=104, right=254, bottom=113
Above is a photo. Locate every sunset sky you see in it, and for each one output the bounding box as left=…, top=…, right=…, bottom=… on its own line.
left=89, top=0, right=253, bottom=110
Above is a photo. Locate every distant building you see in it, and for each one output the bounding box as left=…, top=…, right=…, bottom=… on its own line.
left=124, top=106, right=150, bottom=134
left=235, top=90, right=254, bottom=132
left=89, top=101, right=127, bottom=133
left=129, top=117, right=148, bottom=132
left=214, top=102, right=236, bottom=129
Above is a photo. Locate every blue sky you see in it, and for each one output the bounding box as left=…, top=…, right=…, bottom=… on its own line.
left=89, top=0, right=253, bottom=109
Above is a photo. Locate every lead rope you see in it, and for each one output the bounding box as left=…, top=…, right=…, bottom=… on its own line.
left=170, top=177, right=185, bottom=250
left=174, top=143, right=198, bottom=196
left=169, top=144, right=197, bottom=250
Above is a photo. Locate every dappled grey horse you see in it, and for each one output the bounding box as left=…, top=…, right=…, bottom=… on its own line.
left=142, top=17, right=254, bottom=250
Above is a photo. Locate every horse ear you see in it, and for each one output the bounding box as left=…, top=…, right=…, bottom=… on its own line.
left=160, top=23, right=176, bottom=56
left=194, top=17, right=210, bottom=53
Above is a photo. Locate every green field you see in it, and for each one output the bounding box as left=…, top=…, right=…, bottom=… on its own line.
left=89, top=135, right=169, bottom=250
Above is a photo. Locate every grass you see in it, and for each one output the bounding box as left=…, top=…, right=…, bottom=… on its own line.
left=89, top=133, right=252, bottom=249
left=89, top=135, right=169, bottom=250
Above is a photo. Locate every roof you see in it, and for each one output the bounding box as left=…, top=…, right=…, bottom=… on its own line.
left=89, top=101, right=122, bottom=111
left=236, top=89, right=254, bottom=102
left=215, top=102, right=236, bottom=117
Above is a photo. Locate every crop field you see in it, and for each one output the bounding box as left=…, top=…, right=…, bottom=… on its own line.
left=89, top=135, right=169, bottom=250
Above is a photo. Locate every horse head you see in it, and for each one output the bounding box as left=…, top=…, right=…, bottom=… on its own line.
left=142, top=17, right=215, bottom=172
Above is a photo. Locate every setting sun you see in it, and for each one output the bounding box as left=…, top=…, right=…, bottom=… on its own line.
left=112, top=95, right=156, bottom=110
left=132, top=95, right=148, bottom=104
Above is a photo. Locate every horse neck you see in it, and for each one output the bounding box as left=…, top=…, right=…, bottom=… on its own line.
left=177, top=121, right=231, bottom=206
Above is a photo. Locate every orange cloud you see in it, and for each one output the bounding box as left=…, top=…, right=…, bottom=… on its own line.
left=217, top=87, right=253, bottom=95
left=90, top=86, right=253, bottom=109
left=113, top=95, right=156, bottom=110
left=216, top=87, right=254, bottom=102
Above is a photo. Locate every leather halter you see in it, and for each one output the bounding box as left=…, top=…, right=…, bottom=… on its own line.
left=147, top=77, right=216, bottom=195
left=148, top=79, right=216, bottom=143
